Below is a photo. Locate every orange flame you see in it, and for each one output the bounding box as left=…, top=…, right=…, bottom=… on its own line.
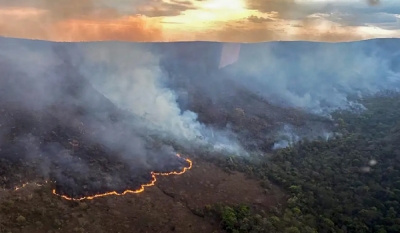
left=13, top=181, right=48, bottom=191
left=11, top=154, right=192, bottom=201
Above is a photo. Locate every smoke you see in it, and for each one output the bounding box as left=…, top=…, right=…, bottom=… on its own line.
left=72, top=42, right=245, bottom=155
left=220, top=40, right=400, bottom=116
left=151, top=40, right=399, bottom=150
left=367, top=0, right=380, bottom=6
left=205, top=40, right=399, bottom=149
left=272, top=125, right=300, bottom=150
left=2, top=36, right=399, bottom=191
left=0, top=38, right=197, bottom=196
left=0, top=37, right=245, bottom=157
left=271, top=124, right=336, bottom=150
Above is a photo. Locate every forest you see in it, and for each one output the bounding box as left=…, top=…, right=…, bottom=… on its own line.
left=1, top=37, right=400, bottom=233
left=199, top=92, right=400, bottom=233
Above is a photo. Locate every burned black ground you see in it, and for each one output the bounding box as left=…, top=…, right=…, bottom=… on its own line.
left=0, top=54, right=191, bottom=200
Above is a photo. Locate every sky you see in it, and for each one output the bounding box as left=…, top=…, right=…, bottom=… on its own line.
left=0, top=0, right=399, bottom=42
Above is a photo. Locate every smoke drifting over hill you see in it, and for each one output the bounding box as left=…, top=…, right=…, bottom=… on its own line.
left=0, top=39, right=196, bottom=197
left=152, top=39, right=400, bottom=150
left=219, top=40, right=400, bottom=115
left=0, top=37, right=399, bottom=195
left=72, top=42, right=244, bottom=154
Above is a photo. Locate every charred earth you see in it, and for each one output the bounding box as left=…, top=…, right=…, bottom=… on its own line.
left=1, top=37, right=400, bottom=233
left=0, top=46, right=191, bottom=200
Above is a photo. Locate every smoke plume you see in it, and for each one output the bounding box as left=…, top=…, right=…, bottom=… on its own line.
left=72, top=42, right=244, bottom=154
left=207, top=40, right=399, bottom=148
left=148, top=40, right=399, bottom=150
left=1, top=36, right=399, bottom=190
left=220, top=40, right=400, bottom=115
left=0, top=38, right=197, bottom=197
left=0, top=37, right=245, bottom=195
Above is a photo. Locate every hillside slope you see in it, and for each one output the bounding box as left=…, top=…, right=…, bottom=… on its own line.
left=0, top=37, right=400, bottom=233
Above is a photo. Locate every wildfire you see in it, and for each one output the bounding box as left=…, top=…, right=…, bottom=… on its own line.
left=10, top=154, right=192, bottom=201
left=13, top=180, right=49, bottom=191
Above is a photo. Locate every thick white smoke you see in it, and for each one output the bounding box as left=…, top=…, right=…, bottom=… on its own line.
left=74, top=42, right=245, bottom=155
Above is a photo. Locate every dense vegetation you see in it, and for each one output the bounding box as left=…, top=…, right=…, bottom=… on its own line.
left=202, top=93, right=400, bottom=233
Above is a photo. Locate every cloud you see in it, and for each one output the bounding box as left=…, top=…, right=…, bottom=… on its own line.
left=200, top=16, right=374, bottom=42
left=0, top=0, right=164, bottom=41
left=244, top=0, right=392, bottom=20
left=136, top=0, right=196, bottom=17
left=0, top=0, right=398, bottom=42
left=247, top=15, right=275, bottom=23
left=245, top=0, right=303, bottom=19
left=0, top=0, right=200, bottom=41
left=0, top=0, right=109, bottom=20
left=0, top=0, right=194, bottom=19
left=320, top=11, right=400, bottom=29
left=0, top=12, right=163, bottom=41
left=238, top=0, right=399, bottom=42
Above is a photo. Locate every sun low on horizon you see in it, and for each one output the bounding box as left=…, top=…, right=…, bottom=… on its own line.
left=0, top=0, right=399, bottom=42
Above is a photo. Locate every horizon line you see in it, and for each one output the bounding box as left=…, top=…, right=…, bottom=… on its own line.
left=0, top=35, right=399, bottom=44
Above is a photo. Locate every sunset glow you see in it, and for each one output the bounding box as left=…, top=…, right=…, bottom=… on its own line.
left=0, top=0, right=398, bottom=42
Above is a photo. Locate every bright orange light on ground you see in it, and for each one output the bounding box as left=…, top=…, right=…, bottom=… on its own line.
left=11, top=154, right=193, bottom=201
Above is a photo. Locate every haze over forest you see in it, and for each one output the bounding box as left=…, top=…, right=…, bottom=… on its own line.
left=1, top=36, right=399, bottom=155
left=0, top=9, right=400, bottom=230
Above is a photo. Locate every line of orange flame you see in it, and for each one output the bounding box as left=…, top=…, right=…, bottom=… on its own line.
left=11, top=154, right=192, bottom=201
left=13, top=181, right=50, bottom=191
